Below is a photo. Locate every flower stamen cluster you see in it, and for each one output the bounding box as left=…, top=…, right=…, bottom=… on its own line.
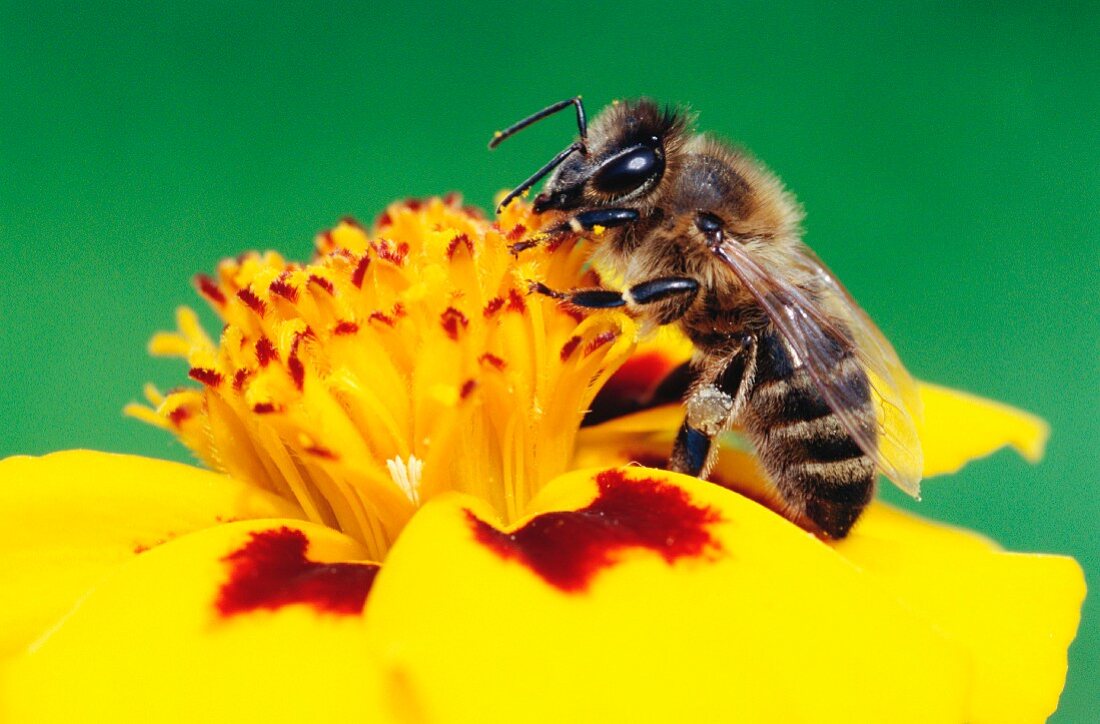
left=128, top=196, right=636, bottom=559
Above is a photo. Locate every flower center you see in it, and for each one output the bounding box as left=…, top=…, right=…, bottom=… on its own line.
left=128, top=196, right=637, bottom=560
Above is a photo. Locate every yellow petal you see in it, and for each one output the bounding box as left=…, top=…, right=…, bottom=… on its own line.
left=2, top=520, right=393, bottom=723
left=0, top=451, right=304, bottom=657
left=838, top=504, right=1085, bottom=724
left=365, top=467, right=972, bottom=723
left=916, top=381, right=1050, bottom=476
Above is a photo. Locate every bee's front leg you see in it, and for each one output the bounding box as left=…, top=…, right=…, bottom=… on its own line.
left=669, top=337, right=756, bottom=477
left=510, top=208, right=639, bottom=254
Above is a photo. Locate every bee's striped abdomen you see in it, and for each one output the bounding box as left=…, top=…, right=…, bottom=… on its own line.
left=745, top=331, right=876, bottom=538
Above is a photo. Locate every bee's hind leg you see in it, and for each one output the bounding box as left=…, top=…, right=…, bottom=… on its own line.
left=670, top=385, right=734, bottom=476
left=669, top=337, right=755, bottom=477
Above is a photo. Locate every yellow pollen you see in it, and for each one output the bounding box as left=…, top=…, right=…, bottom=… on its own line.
left=130, top=196, right=637, bottom=559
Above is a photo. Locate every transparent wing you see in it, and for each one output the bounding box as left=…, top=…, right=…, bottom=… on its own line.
left=714, top=239, right=924, bottom=497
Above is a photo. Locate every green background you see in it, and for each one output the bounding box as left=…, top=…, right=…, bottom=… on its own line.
left=2, top=1, right=1096, bottom=718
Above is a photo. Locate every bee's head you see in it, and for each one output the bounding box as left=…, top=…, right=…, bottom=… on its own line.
left=490, top=98, right=687, bottom=214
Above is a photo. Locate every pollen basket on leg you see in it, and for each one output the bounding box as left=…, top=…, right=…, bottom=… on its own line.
left=130, top=197, right=637, bottom=558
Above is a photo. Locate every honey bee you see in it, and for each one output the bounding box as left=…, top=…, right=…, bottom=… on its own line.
left=490, top=97, right=923, bottom=538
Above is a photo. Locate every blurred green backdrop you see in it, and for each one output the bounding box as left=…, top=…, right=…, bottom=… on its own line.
left=2, top=1, right=1096, bottom=718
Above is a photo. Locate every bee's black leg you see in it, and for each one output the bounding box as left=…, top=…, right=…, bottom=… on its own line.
left=530, top=282, right=626, bottom=308
left=532, top=276, right=698, bottom=318
left=669, top=337, right=755, bottom=477
left=510, top=208, right=639, bottom=253
left=627, top=277, right=699, bottom=323
left=669, top=386, right=733, bottom=477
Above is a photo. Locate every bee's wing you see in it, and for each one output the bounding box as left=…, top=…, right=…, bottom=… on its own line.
left=714, top=240, right=924, bottom=497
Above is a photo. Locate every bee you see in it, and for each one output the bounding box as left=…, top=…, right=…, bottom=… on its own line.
left=489, top=97, right=923, bottom=538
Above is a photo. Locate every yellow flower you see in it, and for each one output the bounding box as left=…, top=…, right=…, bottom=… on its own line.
left=0, top=196, right=1084, bottom=723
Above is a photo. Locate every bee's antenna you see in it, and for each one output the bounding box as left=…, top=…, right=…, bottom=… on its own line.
left=489, top=96, right=588, bottom=152
left=496, top=141, right=584, bottom=213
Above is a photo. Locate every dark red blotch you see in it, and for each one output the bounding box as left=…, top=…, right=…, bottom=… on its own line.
left=468, top=469, right=722, bottom=592
left=583, top=357, right=693, bottom=426
left=216, top=527, right=379, bottom=617
left=195, top=274, right=227, bottom=305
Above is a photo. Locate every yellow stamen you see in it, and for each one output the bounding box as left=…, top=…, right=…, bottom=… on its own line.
left=129, top=196, right=635, bottom=559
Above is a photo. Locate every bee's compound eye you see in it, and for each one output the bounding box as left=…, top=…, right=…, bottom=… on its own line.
left=591, top=146, right=663, bottom=196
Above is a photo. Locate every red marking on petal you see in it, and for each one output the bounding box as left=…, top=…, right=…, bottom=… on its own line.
left=460, top=379, right=477, bottom=400
left=446, top=233, right=474, bottom=260
left=392, top=302, right=407, bottom=318
left=232, top=368, right=252, bottom=391
left=195, top=274, right=227, bottom=305
left=303, top=444, right=338, bottom=460
left=216, top=527, right=378, bottom=617
left=288, top=335, right=306, bottom=390
left=403, top=198, right=422, bottom=211
left=351, top=254, right=371, bottom=288
left=373, top=239, right=409, bottom=266
left=333, top=321, right=359, bottom=335
left=440, top=307, right=469, bottom=340
left=606, top=351, right=677, bottom=394
left=468, top=469, right=722, bottom=592
left=167, top=406, right=191, bottom=426
left=507, top=288, right=526, bottom=313
left=309, top=275, right=335, bottom=295
left=255, top=337, right=278, bottom=367
left=443, top=191, right=461, bottom=206
left=252, top=401, right=281, bottom=414
left=189, top=367, right=223, bottom=387
left=375, top=211, right=393, bottom=228
left=584, top=330, right=618, bottom=355
left=340, top=216, right=365, bottom=230
left=479, top=353, right=506, bottom=371
left=506, top=224, right=527, bottom=241
left=483, top=297, right=505, bottom=317
left=560, top=335, right=582, bottom=361
left=288, top=357, right=305, bottom=390
left=237, top=288, right=266, bottom=317
left=269, top=274, right=298, bottom=303
left=369, top=311, right=396, bottom=327
left=463, top=205, right=485, bottom=220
